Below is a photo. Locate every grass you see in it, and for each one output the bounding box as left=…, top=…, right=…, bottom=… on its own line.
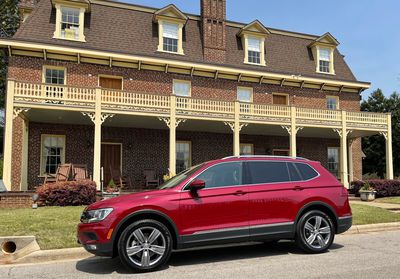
left=351, top=204, right=400, bottom=225
left=0, top=204, right=399, bottom=250
left=375, top=197, right=400, bottom=205
left=0, top=206, right=85, bottom=250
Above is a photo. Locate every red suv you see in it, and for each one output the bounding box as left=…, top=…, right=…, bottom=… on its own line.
left=78, top=156, right=352, bottom=272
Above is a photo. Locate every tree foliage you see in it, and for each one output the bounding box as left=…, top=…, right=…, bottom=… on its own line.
left=0, top=0, right=20, bottom=109
left=361, top=89, right=400, bottom=178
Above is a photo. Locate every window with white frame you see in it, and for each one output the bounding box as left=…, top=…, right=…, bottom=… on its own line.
left=237, top=87, right=253, bottom=103
left=176, top=141, right=191, bottom=174
left=240, top=144, right=254, bottom=155
left=60, top=7, right=80, bottom=40
left=45, top=67, right=65, bottom=85
left=327, top=147, right=339, bottom=178
left=173, top=80, right=191, bottom=97
left=247, top=37, right=261, bottom=64
left=163, top=22, right=179, bottom=53
left=326, top=96, right=339, bottom=110
left=319, top=48, right=331, bottom=73
left=41, top=135, right=66, bottom=175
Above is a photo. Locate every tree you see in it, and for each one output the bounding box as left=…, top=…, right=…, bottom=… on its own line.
left=361, top=89, right=400, bottom=178
left=0, top=0, right=20, bottom=109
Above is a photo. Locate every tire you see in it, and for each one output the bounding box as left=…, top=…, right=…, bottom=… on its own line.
left=118, top=219, right=172, bottom=273
left=295, top=210, right=335, bottom=253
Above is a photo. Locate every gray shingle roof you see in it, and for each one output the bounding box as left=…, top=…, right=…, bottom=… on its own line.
left=13, top=0, right=358, bottom=82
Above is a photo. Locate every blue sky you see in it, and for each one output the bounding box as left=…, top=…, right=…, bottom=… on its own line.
left=125, top=0, right=400, bottom=98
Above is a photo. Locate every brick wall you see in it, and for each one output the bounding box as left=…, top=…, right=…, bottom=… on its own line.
left=0, top=192, right=33, bottom=208
left=11, top=117, right=24, bottom=191
left=7, top=56, right=361, bottom=111
left=7, top=56, right=363, bottom=190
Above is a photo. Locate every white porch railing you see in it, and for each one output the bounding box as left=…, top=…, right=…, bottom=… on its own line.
left=12, top=81, right=389, bottom=130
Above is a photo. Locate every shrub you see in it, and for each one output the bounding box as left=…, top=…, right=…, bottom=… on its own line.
left=350, top=180, right=400, bottom=197
left=36, top=180, right=97, bottom=206
left=362, top=172, right=381, bottom=180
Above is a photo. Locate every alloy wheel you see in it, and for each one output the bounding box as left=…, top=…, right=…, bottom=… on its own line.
left=303, top=215, right=332, bottom=249
left=125, top=226, right=166, bottom=267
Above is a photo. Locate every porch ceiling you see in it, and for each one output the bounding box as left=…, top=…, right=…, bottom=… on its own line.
left=23, top=108, right=384, bottom=139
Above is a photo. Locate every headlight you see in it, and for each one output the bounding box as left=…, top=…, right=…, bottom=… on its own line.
left=81, top=208, right=113, bottom=223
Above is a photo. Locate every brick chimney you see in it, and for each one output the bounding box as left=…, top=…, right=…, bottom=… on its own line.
left=201, top=0, right=226, bottom=63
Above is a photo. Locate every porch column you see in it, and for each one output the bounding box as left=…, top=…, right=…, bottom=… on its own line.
left=169, top=95, right=177, bottom=177
left=93, top=87, right=102, bottom=190
left=290, top=107, right=297, bottom=157
left=339, top=111, right=349, bottom=188
left=3, top=79, right=15, bottom=190
left=385, top=114, right=394, bottom=179
left=233, top=101, right=240, bottom=156
left=348, top=139, right=354, bottom=183
left=20, top=119, right=29, bottom=190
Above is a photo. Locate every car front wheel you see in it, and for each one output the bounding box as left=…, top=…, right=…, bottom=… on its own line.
left=295, top=210, right=335, bottom=253
left=118, top=219, right=172, bottom=272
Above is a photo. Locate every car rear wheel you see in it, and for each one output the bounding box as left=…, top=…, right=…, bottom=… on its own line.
left=295, top=210, right=334, bottom=253
left=118, top=219, right=172, bottom=272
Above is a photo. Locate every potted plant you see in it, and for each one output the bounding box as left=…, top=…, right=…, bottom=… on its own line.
left=103, top=179, right=120, bottom=199
left=359, top=182, right=376, bottom=201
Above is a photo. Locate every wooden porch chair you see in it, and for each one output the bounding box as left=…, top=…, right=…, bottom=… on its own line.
left=43, top=163, right=72, bottom=184
left=143, top=169, right=160, bottom=189
left=73, top=164, right=89, bottom=181
left=109, top=166, right=131, bottom=190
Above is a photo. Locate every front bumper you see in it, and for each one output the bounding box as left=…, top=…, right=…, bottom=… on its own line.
left=77, top=222, right=114, bottom=257
left=337, top=216, right=352, bottom=234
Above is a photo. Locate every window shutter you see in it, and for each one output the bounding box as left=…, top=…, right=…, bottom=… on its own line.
left=248, top=37, right=261, bottom=52
left=163, top=23, right=179, bottom=39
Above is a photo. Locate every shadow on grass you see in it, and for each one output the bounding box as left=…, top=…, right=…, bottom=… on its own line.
left=75, top=241, right=344, bottom=275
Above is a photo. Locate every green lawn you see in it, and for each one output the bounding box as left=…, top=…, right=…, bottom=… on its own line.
left=0, top=206, right=85, bottom=250
left=351, top=204, right=400, bottom=225
left=0, top=204, right=399, bottom=250
left=375, top=197, right=400, bottom=205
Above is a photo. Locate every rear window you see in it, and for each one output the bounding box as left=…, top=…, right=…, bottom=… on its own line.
left=247, top=161, right=290, bottom=184
left=295, top=163, right=319, bottom=180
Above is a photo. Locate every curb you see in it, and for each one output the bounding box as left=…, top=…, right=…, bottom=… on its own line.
left=343, top=222, right=400, bottom=235
left=3, top=222, right=400, bottom=265
left=12, top=247, right=92, bottom=265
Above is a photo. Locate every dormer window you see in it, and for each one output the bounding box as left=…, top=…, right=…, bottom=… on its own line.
left=319, top=48, right=331, bottom=73
left=309, top=32, right=339, bottom=75
left=162, top=22, right=179, bottom=53
left=60, top=7, right=80, bottom=40
left=154, top=4, right=188, bottom=55
left=237, top=20, right=270, bottom=66
left=51, top=0, right=90, bottom=42
left=247, top=37, right=261, bottom=64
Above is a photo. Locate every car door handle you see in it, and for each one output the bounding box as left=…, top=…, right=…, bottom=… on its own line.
left=233, top=190, right=247, bottom=196
left=293, top=186, right=304, bottom=191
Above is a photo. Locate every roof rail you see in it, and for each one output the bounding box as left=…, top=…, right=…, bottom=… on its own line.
left=222, top=155, right=309, bottom=160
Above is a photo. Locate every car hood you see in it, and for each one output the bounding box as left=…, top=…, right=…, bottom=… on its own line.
left=87, top=189, right=171, bottom=210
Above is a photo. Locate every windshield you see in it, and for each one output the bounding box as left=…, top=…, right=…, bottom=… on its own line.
left=158, top=164, right=204, bottom=190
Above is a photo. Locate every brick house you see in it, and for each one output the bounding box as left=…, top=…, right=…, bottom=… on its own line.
left=0, top=0, right=393, bottom=192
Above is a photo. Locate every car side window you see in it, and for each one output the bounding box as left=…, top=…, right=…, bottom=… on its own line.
left=247, top=161, right=290, bottom=184
left=288, top=163, right=302, bottom=181
left=295, top=163, right=319, bottom=180
left=196, top=162, right=243, bottom=189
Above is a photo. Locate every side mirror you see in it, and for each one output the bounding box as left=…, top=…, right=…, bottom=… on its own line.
left=189, top=179, right=205, bottom=193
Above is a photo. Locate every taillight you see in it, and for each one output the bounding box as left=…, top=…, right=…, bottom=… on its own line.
left=340, top=187, right=349, bottom=197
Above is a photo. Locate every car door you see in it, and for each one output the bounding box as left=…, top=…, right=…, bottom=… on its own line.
left=246, top=160, right=308, bottom=238
left=179, top=161, right=249, bottom=245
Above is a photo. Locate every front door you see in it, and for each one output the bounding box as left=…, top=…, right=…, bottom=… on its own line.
left=101, top=143, right=122, bottom=186
left=179, top=162, right=249, bottom=246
